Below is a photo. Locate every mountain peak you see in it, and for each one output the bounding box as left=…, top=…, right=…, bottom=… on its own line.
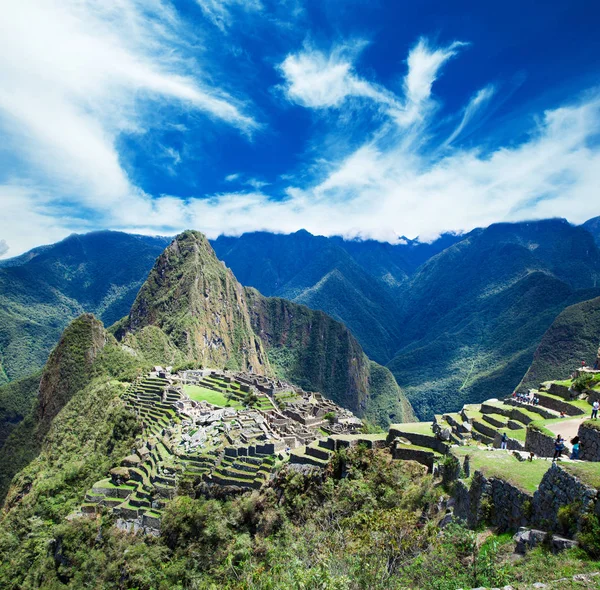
left=121, top=230, right=270, bottom=374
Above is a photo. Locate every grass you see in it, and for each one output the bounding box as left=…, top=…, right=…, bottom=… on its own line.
left=389, top=421, right=434, bottom=434
left=183, top=384, right=243, bottom=409
left=561, top=462, right=600, bottom=489
left=498, top=427, right=526, bottom=442
left=451, top=446, right=551, bottom=492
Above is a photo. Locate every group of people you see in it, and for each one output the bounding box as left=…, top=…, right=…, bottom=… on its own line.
left=553, top=434, right=580, bottom=461
left=511, top=391, right=540, bottom=405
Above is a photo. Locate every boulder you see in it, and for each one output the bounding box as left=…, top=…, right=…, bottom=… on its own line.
left=513, top=528, right=547, bottom=554
left=551, top=535, right=578, bottom=552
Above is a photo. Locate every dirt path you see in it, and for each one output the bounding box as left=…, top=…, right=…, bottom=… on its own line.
left=546, top=417, right=587, bottom=444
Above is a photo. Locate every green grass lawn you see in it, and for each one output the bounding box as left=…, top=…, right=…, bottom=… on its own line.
left=390, top=421, right=434, bottom=434
left=561, top=462, right=600, bottom=489
left=498, top=427, right=526, bottom=442
left=451, top=446, right=551, bottom=493
left=183, top=385, right=243, bottom=408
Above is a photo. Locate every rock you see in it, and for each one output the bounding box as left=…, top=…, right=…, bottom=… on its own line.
left=532, top=584, right=546, bottom=588
left=439, top=512, right=453, bottom=528
left=513, top=529, right=547, bottom=554
left=551, top=534, right=577, bottom=552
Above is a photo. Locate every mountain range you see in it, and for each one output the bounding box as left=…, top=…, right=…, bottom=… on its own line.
left=1, top=216, right=600, bottom=425
left=0, top=231, right=414, bottom=500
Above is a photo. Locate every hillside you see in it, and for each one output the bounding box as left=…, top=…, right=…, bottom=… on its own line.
left=0, top=231, right=170, bottom=383
left=0, top=314, right=111, bottom=502
left=119, top=231, right=269, bottom=374
left=583, top=216, right=600, bottom=247
left=519, top=295, right=600, bottom=390
left=388, top=219, right=600, bottom=419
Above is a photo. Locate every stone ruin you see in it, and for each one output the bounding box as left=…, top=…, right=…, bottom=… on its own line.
left=76, top=367, right=363, bottom=533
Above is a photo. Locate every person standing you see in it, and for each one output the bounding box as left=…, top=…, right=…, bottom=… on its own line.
left=571, top=436, right=580, bottom=460
left=553, top=435, right=565, bottom=461
left=592, top=400, right=599, bottom=420
left=500, top=432, right=508, bottom=450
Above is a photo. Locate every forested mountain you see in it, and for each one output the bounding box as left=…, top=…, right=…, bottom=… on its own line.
left=388, top=219, right=600, bottom=418
left=2, top=217, right=600, bottom=422
left=211, top=230, right=459, bottom=363
left=0, top=231, right=414, bottom=489
left=0, top=231, right=170, bottom=383
left=519, top=295, right=600, bottom=391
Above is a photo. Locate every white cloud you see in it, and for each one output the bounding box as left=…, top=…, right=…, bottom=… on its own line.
left=2, top=23, right=600, bottom=258
left=278, top=38, right=466, bottom=128
left=0, top=0, right=257, bottom=255
left=0, top=240, right=8, bottom=257
left=196, top=0, right=263, bottom=32
left=113, top=93, right=600, bottom=246
left=278, top=41, right=400, bottom=111
left=445, top=84, right=496, bottom=145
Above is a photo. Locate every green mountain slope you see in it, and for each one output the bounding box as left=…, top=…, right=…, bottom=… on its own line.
left=0, top=314, right=110, bottom=502
left=519, top=295, right=600, bottom=390
left=245, top=289, right=414, bottom=424
left=211, top=230, right=460, bottom=364
left=114, top=231, right=414, bottom=426
left=0, top=231, right=170, bottom=383
left=387, top=219, right=600, bottom=419
left=119, top=230, right=269, bottom=374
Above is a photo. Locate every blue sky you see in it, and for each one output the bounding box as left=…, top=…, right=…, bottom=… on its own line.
left=1, top=0, right=600, bottom=257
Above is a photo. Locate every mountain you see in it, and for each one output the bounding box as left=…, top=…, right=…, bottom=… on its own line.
left=117, top=231, right=269, bottom=374
left=583, top=216, right=600, bottom=247
left=387, top=219, right=600, bottom=418
left=245, top=289, right=414, bottom=424
left=519, top=295, right=600, bottom=390
left=0, top=231, right=170, bottom=384
left=211, top=230, right=460, bottom=363
left=0, top=313, right=110, bottom=502
left=111, top=231, right=414, bottom=424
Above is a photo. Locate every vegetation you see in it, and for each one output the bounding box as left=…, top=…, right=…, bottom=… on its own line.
left=2, top=438, right=600, bottom=589
left=0, top=231, right=169, bottom=384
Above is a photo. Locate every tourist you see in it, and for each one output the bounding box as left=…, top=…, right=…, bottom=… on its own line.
left=570, top=436, right=580, bottom=460
left=500, top=432, right=508, bottom=450
left=512, top=391, right=516, bottom=399
left=553, top=435, right=565, bottom=461
left=592, top=400, right=599, bottom=420
left=560, top=410, right=566, bottom=418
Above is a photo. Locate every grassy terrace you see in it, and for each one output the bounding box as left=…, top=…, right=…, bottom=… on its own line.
left=390, top=421, right=434, bottom=435
left=183, top=384, right=243, bottom=409
left=451, top=446, right=551, bottom=493
left=562, top=462, right=600, bottom=489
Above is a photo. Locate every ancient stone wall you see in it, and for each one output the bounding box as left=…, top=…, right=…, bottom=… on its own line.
left=525, top=426, right=556, bottom=458
left=578, top=422, right=600, bottom=461
left=532, top=463, right=598, bottom=531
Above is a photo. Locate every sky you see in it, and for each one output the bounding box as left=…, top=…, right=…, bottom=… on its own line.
left=1, top=0, right=600, bottom=258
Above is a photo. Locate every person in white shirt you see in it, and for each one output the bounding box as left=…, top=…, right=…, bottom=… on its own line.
left=592, top=400, right=599, bottom=420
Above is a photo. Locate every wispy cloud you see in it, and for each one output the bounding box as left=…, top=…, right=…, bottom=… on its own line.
left=278, top=38, right=466, bottom=128
left=1, top=18, right=600, bottom=258
left=445, top=84, right=496, bottom=146
left=196, top=0, right=263, bottom=32
left=0, top=0, right=257, bottom=253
